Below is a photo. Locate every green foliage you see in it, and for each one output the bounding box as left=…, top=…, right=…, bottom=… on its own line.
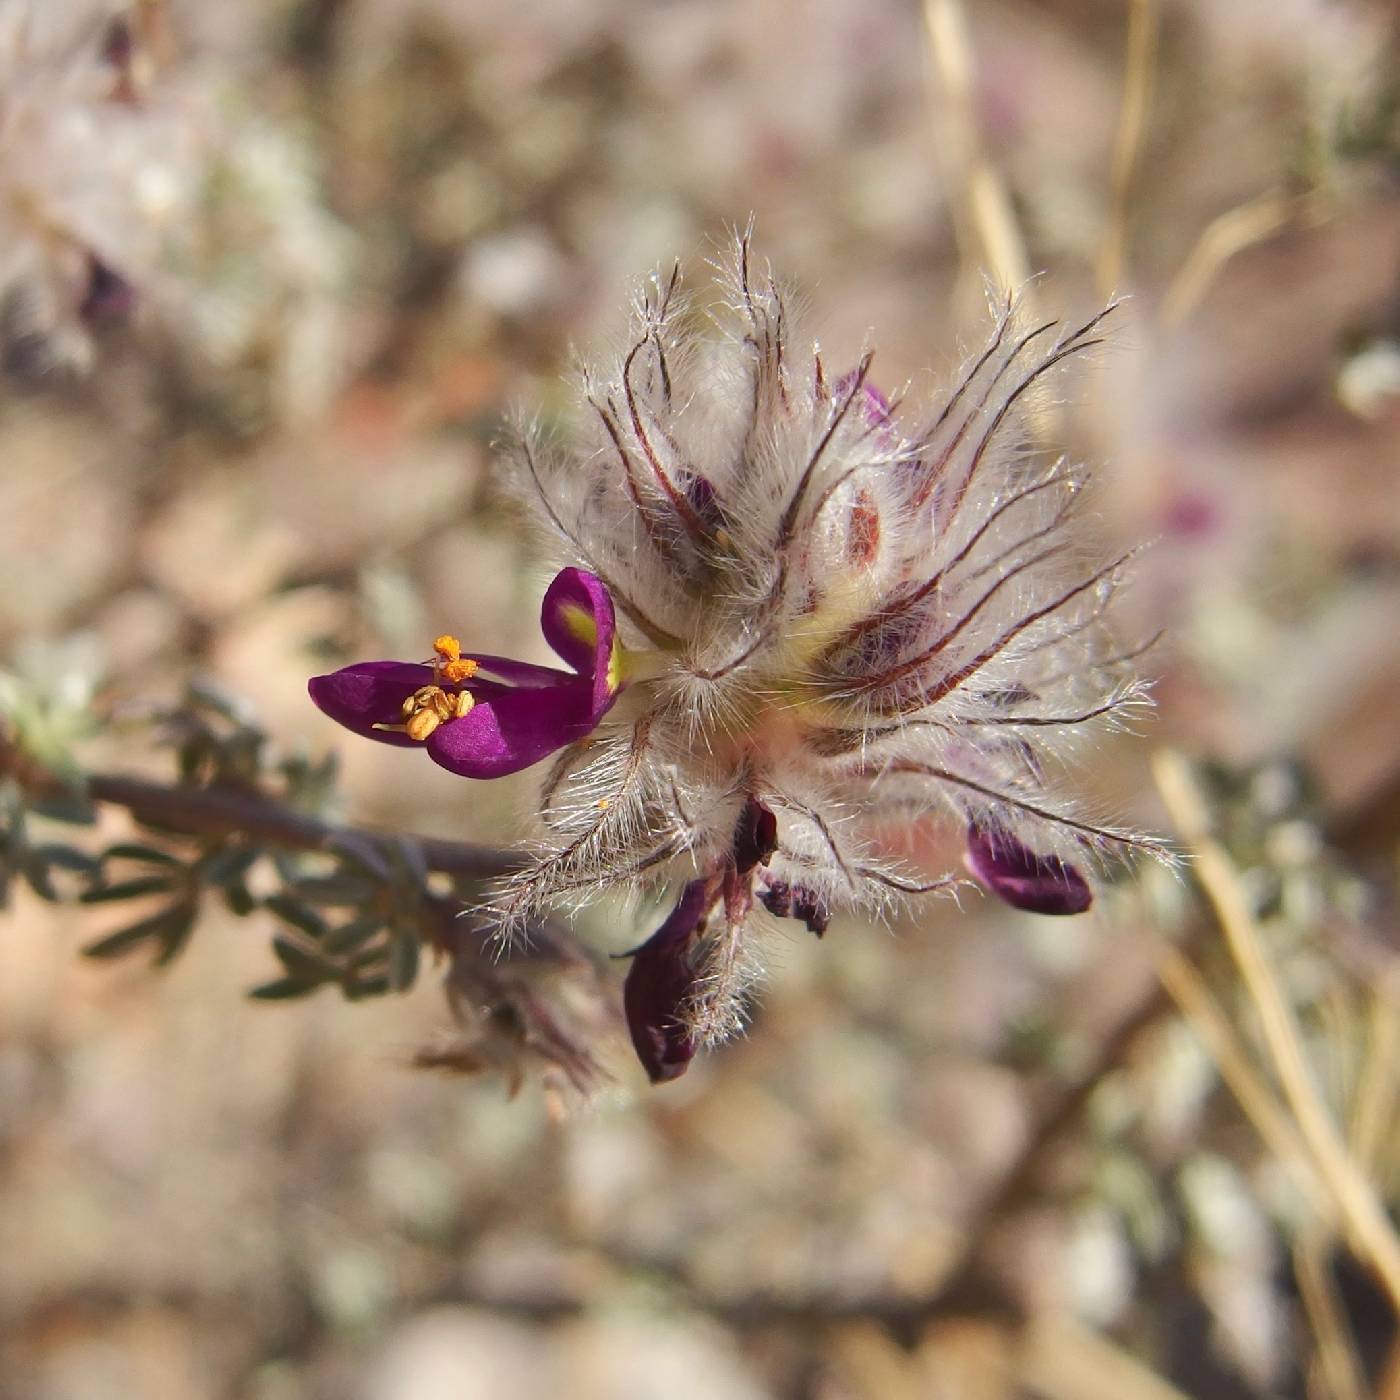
left=2, top=680, right=450, bottom=1003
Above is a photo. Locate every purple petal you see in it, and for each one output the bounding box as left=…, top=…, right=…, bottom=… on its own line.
left=791, top=886, right=831, bottom=936
left=757, top=878, right=791, bottom=918
left=426, top=677, right=598, bottom=779
left=80, top=256, right=137, bottom=323
left=965, top=826, right=1093, bottom=916
left=539, top=569, right=619, bottom=716
left=469, top=653, right=576, bottom=688
left=623, top=879, right=715, bottom=1084
left=756, top=876, right=829, bottom=935
left=732, top=797, right=778, bottom=875
left=308, top=662, right=439, bottom=747
left=685, top=472, right=727, bottom=532
left=834, top=371, right=891, bottom=429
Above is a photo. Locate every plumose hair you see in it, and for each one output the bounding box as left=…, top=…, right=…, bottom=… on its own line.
left=496, top=233, right=1169, bottom=1043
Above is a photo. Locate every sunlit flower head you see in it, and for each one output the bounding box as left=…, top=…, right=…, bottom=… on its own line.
left=312, top=233, right=1170, bottom=1082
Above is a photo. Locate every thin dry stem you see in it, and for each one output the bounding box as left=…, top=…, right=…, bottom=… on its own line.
left=1382, top=1336, right=1400, bottom=1400
left=1294, top=1231, right=1367, bottom=1400
left=921, top=0, right=1030, bottom=297
left=1348, top=984, right=1400, bottom=1181
left=1097, top=0, right=1158, bottom=295
left=1159, top=190, right=1326, bottom=328
left=1152, top=941, right=1335, bottom=1222
left=1019, top=1316, right=1194, bottom=1400
left=1154, top=749, right=1400, bottom=1310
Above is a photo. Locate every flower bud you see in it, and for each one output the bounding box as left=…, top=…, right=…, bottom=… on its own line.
left=964, top=825, right=1092, bottom=916
left=622, top=879, right=716, bottom=1083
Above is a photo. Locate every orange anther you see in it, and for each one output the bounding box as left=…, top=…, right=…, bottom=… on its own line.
left=433, top=634, right=462, bottom=662
left=441, top=657, right=478, bottom=684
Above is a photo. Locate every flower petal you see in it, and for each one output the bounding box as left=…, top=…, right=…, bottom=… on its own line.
left=81, top=255, right=138, bottom=323
left=732, top=797, right=778, bottom=875
left=834, top=371, right=891, bottom=428
left=623, top=878, right=714, bottom=1083
left=469, top=653, right=576, bottom=688
left=539, top=568, right=619, bottom=714
left=308, top=662, right=438, bottom=746
left=426, top=677, right=597, bottom=778
left=965, top=826, right=1093, bottom=916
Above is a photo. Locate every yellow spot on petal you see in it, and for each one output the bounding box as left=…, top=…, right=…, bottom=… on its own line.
left=561, top=603, right=598, bottom=647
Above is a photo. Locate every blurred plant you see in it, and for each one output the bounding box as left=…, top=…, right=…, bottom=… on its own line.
left=938, top=748, right=1400, bottom=1391
left=0, top=0, right=193, bottom=370
left=311, top=234, right=1171, bottom=1081
left=0, top=662, right=608, bottom=1099
left=0, top=0, right=352, bottom=425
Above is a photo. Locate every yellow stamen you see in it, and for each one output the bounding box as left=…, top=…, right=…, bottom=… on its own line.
left=391, top=681, right=477, bottom=742
left=441, top=657, right=478, bottom=684
left=405, top=708, right=441, bottom=742
left=433, top=634, right=462, bottom=662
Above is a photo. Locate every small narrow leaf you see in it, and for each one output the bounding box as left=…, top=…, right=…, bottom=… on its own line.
left=80, top=876, right=177, bottom=904
left=388, top=934, right=420, bottom=993
left=249, top=976, right=316, bottom=1001
left=200, top=845, right=261, bottom=886
left=272, top=935, right=338, bottom=981
left=323, top=912, right=384, bottom=955
left=21, top=859, right=59, bottom=902
left=345, top=973, right=391, bottom=1001
left=223, top=881, right=256, bottom=918
left=103, top=843, right=185, bottom=868
left=264, top=894, right=328, bottom=940
left=83, top=905, right=189, bottom=960
left=288, top=873, right=376, bottom=906
left=152, top=902, right=199, bottom=967
left=26, top=789, right=98, bottom=825
left=34, top=844, right=102, bottom=874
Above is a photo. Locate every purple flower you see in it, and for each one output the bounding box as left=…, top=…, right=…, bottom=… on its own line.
left=622, top=877, right=715, bottom=1083
left=964, top=826, right=1092, bottom=916
left=79, top=256, right=138, bottom=324
left=308, top=568, right=624, bottom=779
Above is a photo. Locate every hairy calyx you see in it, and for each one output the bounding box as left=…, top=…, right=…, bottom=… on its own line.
left=312, top=235, right=1171, bottom=1084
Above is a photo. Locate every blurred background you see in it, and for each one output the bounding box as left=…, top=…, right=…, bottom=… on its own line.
left=1, top=0, right=1398, bottom=1396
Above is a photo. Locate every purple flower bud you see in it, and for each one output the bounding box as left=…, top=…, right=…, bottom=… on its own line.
left=965, top=826, right=1092, bottom=916
left=757, top=877, right=828, bottom=935
left=833, top=371, right=892, bottom=430
left=757, top=878, right=791, bottom=918
left=791, top=886, right=830, bottom=936
left=622, top=878, right=716, bottom=1083
left=80, top=256, right=137, bottom=323
left=684, top=472, right=727, bottom=534
left=732, top=797, right=778, bottom=875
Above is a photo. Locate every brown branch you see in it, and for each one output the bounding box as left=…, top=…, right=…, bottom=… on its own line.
left=81, top=770, right=528, bottom=881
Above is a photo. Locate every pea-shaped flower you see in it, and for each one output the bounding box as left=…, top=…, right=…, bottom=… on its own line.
left=309, top=567, right=625, bottom=778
